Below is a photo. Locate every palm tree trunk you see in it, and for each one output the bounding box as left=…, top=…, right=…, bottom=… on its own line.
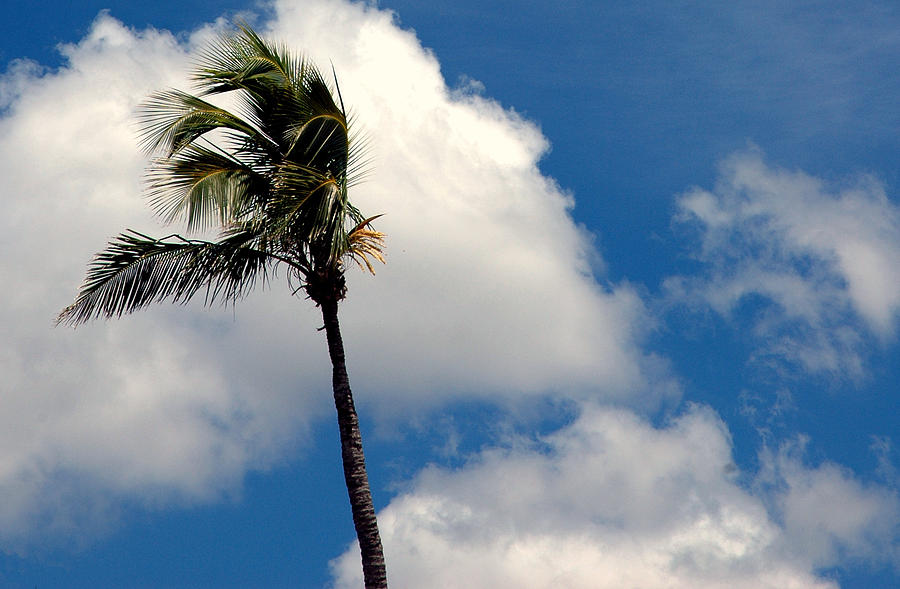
left=320, top=297, right=388, bottom=589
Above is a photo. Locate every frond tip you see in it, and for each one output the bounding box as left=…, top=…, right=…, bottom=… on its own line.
left=346, top=216, right=385, bottom=274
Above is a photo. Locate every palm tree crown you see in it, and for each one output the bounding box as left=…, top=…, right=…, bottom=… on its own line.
left=58, top=24, right=383, bottom=325
left=58, top=25, right=389, bottom=588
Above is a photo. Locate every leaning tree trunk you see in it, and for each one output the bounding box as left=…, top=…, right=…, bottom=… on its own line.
left=320, top=297, right=388, bottom=589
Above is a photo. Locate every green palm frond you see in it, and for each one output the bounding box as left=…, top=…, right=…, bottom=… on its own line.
left=285, top=113, right=347, bottom=169
left=268, top=161, right=349, bottom=246
left=193, top=26, right=352, bottom=173
left=194, top=25, right=310, bottom=151
left=345, top=123, right=374, bottom=188
left=146, top=143, right=268, bottom=231
left=193, top=24, right=304, bottom=96
left=138, top=90, right=277, bottom=156
left=56, top=230, right=275, bottom=326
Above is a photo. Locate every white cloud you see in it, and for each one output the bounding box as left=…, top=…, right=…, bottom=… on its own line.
left=0, top=0, right=663, bottom=548
left=757, top=439, right=900, bottom=569
left=667, top=148, right=900, bottom=375
left=331, top=404, right=899, bottom=588
left=262, top=0, right=665, bottom=404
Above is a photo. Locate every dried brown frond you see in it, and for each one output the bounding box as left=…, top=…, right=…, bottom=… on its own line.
left=346, top=216, right=385, bottom=274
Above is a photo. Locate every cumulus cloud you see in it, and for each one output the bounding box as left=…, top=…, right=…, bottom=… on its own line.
left=0, top=0, right=662, bottom=548
left=331, top=404, right=899, bottom=588
left=667, top=148, right=900, bottom=376
left=263, top=0, right=665, bottom=404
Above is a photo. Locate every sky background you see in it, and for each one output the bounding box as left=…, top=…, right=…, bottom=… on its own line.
left=0, top=1, right=898, bottom=588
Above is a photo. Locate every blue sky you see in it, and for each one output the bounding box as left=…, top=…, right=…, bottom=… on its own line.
left=1, top=1, right=898, bottom=588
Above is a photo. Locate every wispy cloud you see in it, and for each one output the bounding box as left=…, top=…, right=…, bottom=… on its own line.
left=666, top=148, right=900, bottom=377
left=756, top=438, right=900, bottom=569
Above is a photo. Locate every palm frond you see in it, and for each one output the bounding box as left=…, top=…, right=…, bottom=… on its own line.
left=138, top=90, right=277, bottom=156
left=284, top=113, right=347, bottom=168
left=346, top=125, right=374, bottom=188
left=266, top=160, right=354, bottom=267
left=270, top=162, right=340, bottom=223
left=193, top=25, right=309, bottom=153
left=345, top=216, right=385, bottom=274
left=193, top=24, right=304, bottom=96
left=56, top=230, right=275, bottom=326
left=145, top=143, right=268, bottom=232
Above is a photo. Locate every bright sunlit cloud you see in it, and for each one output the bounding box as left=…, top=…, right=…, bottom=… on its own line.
left=331, top=403, right=899, bottom=588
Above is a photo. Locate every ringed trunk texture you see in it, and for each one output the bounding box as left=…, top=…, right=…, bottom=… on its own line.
left=320, top=297, right=388, bottom=589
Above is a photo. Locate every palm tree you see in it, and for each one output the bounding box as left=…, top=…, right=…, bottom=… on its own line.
left=57, top=25, right=388, bottom=589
